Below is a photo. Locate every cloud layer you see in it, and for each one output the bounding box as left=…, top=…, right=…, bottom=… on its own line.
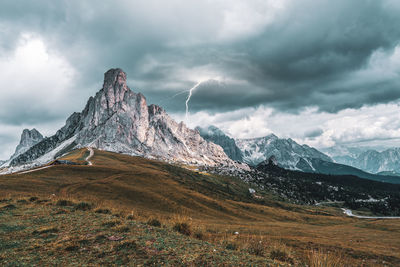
left=1, top=0, right=400, bottom=158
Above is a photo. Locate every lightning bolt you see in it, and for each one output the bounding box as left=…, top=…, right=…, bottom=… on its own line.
left=159, top=90, right=190, bottom=104
left=185, top=81, right=202, bottom=122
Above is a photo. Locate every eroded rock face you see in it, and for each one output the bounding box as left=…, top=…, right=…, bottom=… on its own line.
left=10, top=129, right=44, bottom=161
left=11, top=68, right=237, bottom=167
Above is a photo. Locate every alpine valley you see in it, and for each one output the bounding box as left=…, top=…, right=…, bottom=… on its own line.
left=2, top=69, right=400, bottom=266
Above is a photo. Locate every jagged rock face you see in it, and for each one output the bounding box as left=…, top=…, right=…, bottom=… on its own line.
left=10, top=129, right=44, bottom=160
left=196, top=125, right=243, bottom=162
left=235, top=134, right=332, bottom=170
left=11, top=68, right=236, bottom=167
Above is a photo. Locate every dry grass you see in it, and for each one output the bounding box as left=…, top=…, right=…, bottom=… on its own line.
left=1, top=199, right=275, bottom=266
left=307, top=248, right=347, bottom=267
left=1, top=149, right=400, bottom=266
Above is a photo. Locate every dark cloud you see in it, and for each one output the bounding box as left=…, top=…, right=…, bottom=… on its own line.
left=304, top=128, right=324, bottom=139
left=1, top=0, right=400, bottom=121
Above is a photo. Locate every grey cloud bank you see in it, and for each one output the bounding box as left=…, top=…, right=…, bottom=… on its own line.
left=1, top=0, right=400, bottom=158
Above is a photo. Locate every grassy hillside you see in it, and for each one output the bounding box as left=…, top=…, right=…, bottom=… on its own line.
left=0, top=198, right=275, bottom=266
left=1, top=149, right=400, bottom=266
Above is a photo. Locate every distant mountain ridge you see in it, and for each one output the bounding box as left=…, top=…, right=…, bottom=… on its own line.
left=197, top=126, right=400, bottom=183
left=235, top=134, right=333, bottom=169
left=6, top=68, right=239, bottom=170
left=326, top=146, right=400, bottom=174
left=197, top=125, right=333, bottom=172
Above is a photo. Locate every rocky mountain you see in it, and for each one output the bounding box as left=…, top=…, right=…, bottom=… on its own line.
left=196, top=125, right=243, bottom=162
left=13, top=129, right=44, bottom=159
left=197, top=127, right=335, bottom=173
left=321, top=145, right=369, bottom=159
left=235, top=134, right=333, bottom=171
left=1, top=129, right=44, bottom=167
left=9, top=68, right=239, bottom=169
left=332, top=148, right=400, bottom=174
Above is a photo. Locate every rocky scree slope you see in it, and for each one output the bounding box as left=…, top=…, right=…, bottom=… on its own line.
left=10, top=69, right=237, bottom=168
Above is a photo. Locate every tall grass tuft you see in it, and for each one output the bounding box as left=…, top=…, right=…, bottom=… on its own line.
left=307, top=248, right=346, bottom=267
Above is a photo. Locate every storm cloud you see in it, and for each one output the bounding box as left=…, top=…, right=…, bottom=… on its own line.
left=1, top=0, right=400, bottom=158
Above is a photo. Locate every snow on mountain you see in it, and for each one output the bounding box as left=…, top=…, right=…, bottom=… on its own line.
left=8, top=68, right=241, bottom=171
left=321, top=145, right=368, bottom=159
left=333, top=148, right=400, bottom=174
left=196, top=125, right=333, bottom=172
left=235, top=134, right=333, bottom=170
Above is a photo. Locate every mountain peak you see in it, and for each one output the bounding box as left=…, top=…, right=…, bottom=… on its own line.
left=9, top=69, right=238, bottom=169
left=20, top=128, right=43, bottom=146
left=7, top=128, right=44, bottom=162
left=103, top=68, right=127, bottom=87
left=100, top=68, right=132, bottom=112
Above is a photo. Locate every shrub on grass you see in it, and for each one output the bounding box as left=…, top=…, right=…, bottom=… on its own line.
left=64, top=245, right=79, bottom=252
left=116, top=226, right=130, bottom=233
left=115, top=240, right=137, bottom=251
left=29, top=197, right=38, bottom=202
left=32, top=227, right=59, bottom=235
left=102, top=220, right=121, bottom=227
left=147, top=218, right=162, bottom=227
left=1, top=204, right=16, bottom=210
left=247, top=240, right=265, bottom=257
left=95, top=234, right=107, bottom=242
left=74, top=202, right=92, bottom=211
left=56, top=199, right=74, bottom=206
left=193, top=229, right=205, bottom=240
left=173, top=222, right=192, bottom=236
left=95, top=208, right=111, bottom=214
left=225, top=242, right=238, bottom=250
left=270, top=248, right=294, bottom=264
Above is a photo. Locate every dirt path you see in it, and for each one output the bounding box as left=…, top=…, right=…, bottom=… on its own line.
left=86, top=147, right=94, bottom=166
left=18, top=165, right=53, bottom=175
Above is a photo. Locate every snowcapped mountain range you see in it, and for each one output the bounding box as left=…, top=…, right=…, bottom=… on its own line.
left=198, top=125, right=333, bottom=172
left=235, top=134, right=332, bottom=169
left=330, top=148, right=400, bottom=174
left=3, top=68, right=241, bottom=173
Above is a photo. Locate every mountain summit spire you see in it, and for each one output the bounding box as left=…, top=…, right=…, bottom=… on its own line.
left=102, top=68, right=130, bottom=110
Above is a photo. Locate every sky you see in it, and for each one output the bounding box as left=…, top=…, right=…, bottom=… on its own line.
left=1, top=0, right=400, bottom=159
